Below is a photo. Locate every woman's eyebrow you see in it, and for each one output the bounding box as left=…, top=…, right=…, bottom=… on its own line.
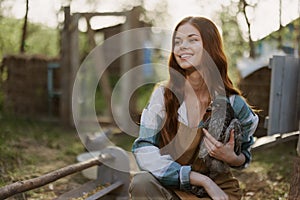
left=188, top=33, right=201, bottom=37
left=175, top=33, right=201, bottom=39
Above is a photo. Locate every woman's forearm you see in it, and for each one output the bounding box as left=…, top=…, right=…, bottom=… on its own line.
left=227, top=153, right=246, bottom=167
left=190, top=171, right=211, bottom=187
left=190, top=171, right=229, bottom=199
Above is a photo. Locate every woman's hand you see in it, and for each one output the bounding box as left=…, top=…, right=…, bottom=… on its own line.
left=203, top=128, right=245, bottom=167
left=190, top=171, right=228, bottom=200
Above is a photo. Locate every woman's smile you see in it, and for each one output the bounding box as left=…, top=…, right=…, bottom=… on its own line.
left=174, top=23, right=203, bottom=69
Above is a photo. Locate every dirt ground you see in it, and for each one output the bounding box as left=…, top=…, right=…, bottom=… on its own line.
left=5, top=141, right=295, bottom=200
left=2, top=130, right=298, bottom=200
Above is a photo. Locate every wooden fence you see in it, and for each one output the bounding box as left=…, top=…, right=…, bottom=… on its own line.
left=0, top=147, right=130, bottom=200
left=266, top=55, right=300, bottom=135
left=1, top=55, right=60, bottom=118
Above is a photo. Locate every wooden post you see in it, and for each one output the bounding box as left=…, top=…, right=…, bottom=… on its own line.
left=85, top=15, right=113, bottom=120
left=96, top=147, right=130, bottom=200
left=288, top=57, right=300, bottom=200
left=289, top=156, right=300, bottom=200
left=297, top=57, right=300, bottom=155
left=60, top=6, right=71, bottom=126
left=119, top=7, right=142, bottom=134
left=60, top=7, right=80, bottom=126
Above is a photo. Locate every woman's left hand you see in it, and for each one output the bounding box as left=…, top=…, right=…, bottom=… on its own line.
left=202, top=128, right=237, bottom=165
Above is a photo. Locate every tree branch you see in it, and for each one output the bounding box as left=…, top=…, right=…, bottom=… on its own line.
left=0, top=154, right=112, bottom=199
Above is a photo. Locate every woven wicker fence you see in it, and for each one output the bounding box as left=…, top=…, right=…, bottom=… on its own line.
left=1, top=54, right=60, bottom=118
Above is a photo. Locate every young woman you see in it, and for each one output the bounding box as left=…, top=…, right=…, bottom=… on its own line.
left=129, top=16, right=259, bottom=200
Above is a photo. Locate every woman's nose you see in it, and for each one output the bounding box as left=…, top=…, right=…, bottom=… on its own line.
left=180, top=40, right=189, bottom=49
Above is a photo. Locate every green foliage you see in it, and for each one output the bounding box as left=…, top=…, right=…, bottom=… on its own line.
left=0, top=17, right=23, bottom=58
left=135, top=83, right=155, bottom=112
left=0, top=17, right=59, bottom=59
left=24, top=23, right=59, bottom=57
left=218, top=4, right=247, bottom=85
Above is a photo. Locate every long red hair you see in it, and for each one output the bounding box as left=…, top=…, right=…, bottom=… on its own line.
left=160, top=16, right=241, bottom=146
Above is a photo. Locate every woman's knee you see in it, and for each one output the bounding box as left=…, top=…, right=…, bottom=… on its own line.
left=130, top=171, right=156, bottom=189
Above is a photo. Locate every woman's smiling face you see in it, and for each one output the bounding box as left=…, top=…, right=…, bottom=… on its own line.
left=174, top=23, right=203, bottom=70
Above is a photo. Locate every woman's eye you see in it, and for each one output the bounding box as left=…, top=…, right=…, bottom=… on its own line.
left=174, top=40, right=181, bottom=45
left=189, top=38, right=197, bottom=42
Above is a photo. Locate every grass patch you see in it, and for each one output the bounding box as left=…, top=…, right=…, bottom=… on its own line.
left=232, top=139, right=297, bottom=199
left=0, top=115, right=85, bottom=187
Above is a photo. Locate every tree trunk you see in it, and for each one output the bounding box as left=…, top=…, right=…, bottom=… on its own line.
left=240, top=0, right=256, bottom=58
left=277, top=0, right=283, bottom=49
left=20, top=0, right=29, bottom=53
left=289, top=157, right=300, bottom=200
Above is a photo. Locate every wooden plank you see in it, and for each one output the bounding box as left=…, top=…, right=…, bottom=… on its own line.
left=268, top=56, right=300, bottom=135
left=252, top=131, right=299, bottom=151
left=86, top=181, right=123, bottom=200
left=280, top=56, right=299, bottom=133
left=75, top=12, right=126, bottom=17
left=268, top=56, right=284, bottom=135
left=297, top=132, right=300, bottom=156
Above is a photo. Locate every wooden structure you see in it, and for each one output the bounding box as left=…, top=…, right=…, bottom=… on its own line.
left=61, top=6, right=149, bottom=127
left=0, top=146, right=130, bottom=200
left=0, top=6, right=150, bottom=128
left=238, top=66, right=271, bottom=137
left=60, top=7, right=80, bottom=126
left=267, top=55, right=300, bottom=135
left=1, top=55, right=60, bottom=118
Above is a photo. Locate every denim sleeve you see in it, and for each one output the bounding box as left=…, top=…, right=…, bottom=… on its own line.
left=230, top=95, right=259, bottom=169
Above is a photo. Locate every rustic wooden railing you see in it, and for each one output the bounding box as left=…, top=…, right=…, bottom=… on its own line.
left=0, top=147, right=130, bottom=200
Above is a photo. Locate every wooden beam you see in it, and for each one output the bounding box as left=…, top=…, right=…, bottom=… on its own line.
left=252, top=131, right=299, bottom=151
left=84, top=15, right=113, bottom=120
left=0, top=154, right=112, bottom=199
left=75, top=12, right=126, bottom=17
left=60, top=6, right=72, bottom=126
left=60, top=7, right=80, bottom=126
left=86, top=180, right=123, bottom=200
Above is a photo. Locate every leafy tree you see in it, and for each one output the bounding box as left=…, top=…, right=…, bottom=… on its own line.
left=218, top=3, right=247, bottom=84
left=238, top=0, right=258, bottom=58
left=20, top=0, right=29, bottom=53
left=0, top=18, right=59, bottom=59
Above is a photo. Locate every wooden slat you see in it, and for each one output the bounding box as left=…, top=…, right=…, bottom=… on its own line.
left=268, top=56, right=284, bottom=135
left=280, top=56, right=299, bottom=133
left=55, top=179, right=103, bottom=200
left=268, top=56, right=300, bottom=135
left=252, top=131, right=299, bottom=151
left=86, top=181, right=123, bottom=200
